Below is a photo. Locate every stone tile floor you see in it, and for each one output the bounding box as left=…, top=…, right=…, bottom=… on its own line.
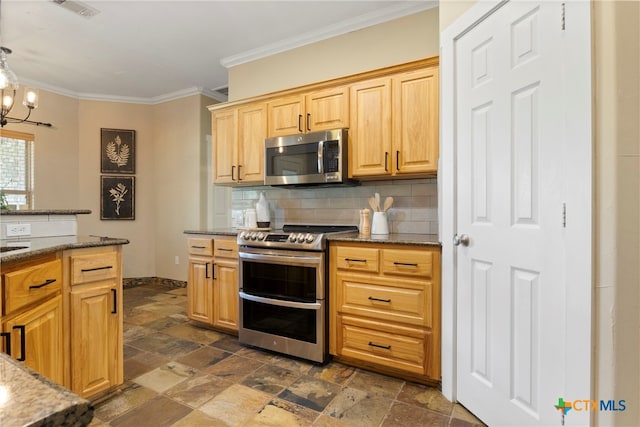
left=88, top=284, right=485, bottom=427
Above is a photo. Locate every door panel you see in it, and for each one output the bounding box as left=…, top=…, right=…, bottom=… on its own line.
left=454, top=1, right=590, bottom=425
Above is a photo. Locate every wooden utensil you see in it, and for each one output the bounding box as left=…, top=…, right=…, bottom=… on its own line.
left=383, top=197, right=394, bottom=212
left=374, top=193, right=381, bottom=212
left=368, top=196, right=378, bottom=212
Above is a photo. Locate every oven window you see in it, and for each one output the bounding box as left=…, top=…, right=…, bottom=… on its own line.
left=242, top=261, right=317, bottom=303
left=266, top=142, right=320, bottom=177
left=242, top=299, right=317, bottom=343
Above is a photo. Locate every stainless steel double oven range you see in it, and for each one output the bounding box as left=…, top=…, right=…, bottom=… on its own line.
left=237, top=224, right=357, bottom=363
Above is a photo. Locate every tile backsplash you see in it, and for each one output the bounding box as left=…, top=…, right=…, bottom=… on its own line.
left=231, top=178, right=438, bottom=235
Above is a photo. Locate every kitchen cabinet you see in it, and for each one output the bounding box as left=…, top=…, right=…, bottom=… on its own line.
left=187, top=236, right=238, bottom=332
left=212, top=238, right=238, bottom=331
left=329, top=242, right=441, bottom=384
left=187, top=238, right=214, bottom=324
left=267, top=86, right=349, bottom=137
left=212, top=101, right=267, bottom=185
left=1, top=257, right=64, bottom=385
left=66, top=246, right=123, bottom=398
left=350, top=66, right=439, bottom=178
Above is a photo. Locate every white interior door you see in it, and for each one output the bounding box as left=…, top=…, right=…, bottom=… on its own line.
left=454, top=1, right=591, bottom=426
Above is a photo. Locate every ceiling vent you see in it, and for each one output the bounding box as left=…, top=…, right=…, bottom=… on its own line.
left=51, top=0, right=100, bottom=18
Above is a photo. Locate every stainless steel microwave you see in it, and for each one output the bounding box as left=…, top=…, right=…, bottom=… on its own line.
left=264, top=128, right=352, bottom=187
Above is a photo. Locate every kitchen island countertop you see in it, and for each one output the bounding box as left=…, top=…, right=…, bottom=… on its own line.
left=1, top=235, right=130, bottom=263
left=0, top=209, right=92, bottom=216
left=0, top=353, right=94, bottom=426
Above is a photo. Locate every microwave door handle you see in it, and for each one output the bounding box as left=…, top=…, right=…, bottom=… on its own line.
left=317, top=140, right=324, bottom=174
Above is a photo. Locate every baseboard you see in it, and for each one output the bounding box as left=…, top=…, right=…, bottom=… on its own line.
left=123, top=277, right=187, bottom=289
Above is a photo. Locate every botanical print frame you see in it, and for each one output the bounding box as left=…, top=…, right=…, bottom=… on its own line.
left=101, top=176, right=135, bottom=220
left=101, top=128, right=135, bottom=174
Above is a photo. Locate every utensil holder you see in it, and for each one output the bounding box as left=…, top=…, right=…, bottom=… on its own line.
left=371, top=212, right=389, bottom=235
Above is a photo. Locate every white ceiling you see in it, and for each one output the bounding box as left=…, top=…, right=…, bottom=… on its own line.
left=0, top=0, right=434, bottom=104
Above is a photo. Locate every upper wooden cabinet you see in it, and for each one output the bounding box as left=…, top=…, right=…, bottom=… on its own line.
left=350, top=66, right=439, bottom=178
left=208, top=57, right=439, bottom=185
left=212, top=101, right=267, bottom=185
left=267, top=86, right=349, bottom=137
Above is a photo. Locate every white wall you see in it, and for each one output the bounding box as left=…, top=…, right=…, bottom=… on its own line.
left=228, top=8, right=439, bottom=101
left=592, top=1, right=640, bottom=425
left=76, top=99, right=156, bottom=278
left=152, top=95, right=216, bottom=281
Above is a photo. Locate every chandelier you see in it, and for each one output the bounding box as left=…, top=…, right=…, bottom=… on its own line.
left=0, top=46, right=51, bottom=128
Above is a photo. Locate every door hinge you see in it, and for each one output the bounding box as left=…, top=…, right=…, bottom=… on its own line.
left=561, top=3, right=566, bottom=30
left=562, top=203, right=567, bottom=228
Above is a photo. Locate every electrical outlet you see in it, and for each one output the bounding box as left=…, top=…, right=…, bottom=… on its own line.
left=6, top=223, right=31, bottom=237
left=174, top=256, right=179, bottom=265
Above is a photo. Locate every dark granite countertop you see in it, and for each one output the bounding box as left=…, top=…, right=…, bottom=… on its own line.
left=0, top=209, right=92, bottom=215
left=184, top=229, right=440, bottom=246
left=184, top=228, right=239, bottom=237
left=0, top=353, right=93, bottom=426
left=1, top=235, right=129, bottom=263
left=327, top=232, right=441, bottom=247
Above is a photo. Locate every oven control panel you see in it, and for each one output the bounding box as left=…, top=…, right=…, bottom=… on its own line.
left=238, top=231, right=320, bottom=249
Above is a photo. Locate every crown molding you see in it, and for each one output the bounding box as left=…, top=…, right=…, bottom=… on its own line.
left=220, top=1, right=437, bottom=69
left=18, top=78, right=223, bottom=105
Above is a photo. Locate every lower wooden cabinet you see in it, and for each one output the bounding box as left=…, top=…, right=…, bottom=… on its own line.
left=1, top=256, right=64, bottom=385
left=65, top=245, right=123, bottom=398
left=187, top=236, right=238, bottom=332
left=69, top=281, right=121, bottom=397
left=2, top=294, right=64, bottom=384
left=330, top=242, right=441, bottom=384
left=187, top=255, right=214, bottom=324
left=0, top=245, right=124, bottom=398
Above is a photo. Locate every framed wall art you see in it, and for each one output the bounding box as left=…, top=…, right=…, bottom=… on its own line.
left=101, top=175, right=135, bottom=220
left=101, top=128, right=135, bottom=174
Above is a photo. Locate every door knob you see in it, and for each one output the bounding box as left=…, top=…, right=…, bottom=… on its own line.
left=453, top=234, right=470, bottom=247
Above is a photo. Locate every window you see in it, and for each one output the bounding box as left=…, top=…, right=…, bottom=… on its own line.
left=0, top=130, right=35, bottom=209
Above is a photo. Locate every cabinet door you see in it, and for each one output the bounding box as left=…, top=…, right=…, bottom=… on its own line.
left=268, top=95, right=305, bottom=137
left=349, top=77, right=392, bottom=177
left=237, top=103, right=267, bottom=184
left=3, top=295, right=64, bottom=385
left=392, top=67, right=439, bottom=175
left=305, top=86, right=349, bottom=132
left=187, top=256, right=213, bottom=324
left=212, top=108, right=238, bottom=184
left=213, top=259, right=238, bottom=331
left=70, top=282, right=121, bottom=397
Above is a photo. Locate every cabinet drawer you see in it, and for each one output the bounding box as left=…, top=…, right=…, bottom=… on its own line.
left=188, top=238, right=213, bottom=256
left=382, top=249, right=433, bottom=278
left=338, top=275, right=430, bottom=327
left=339, top=315, right=425, bottom=375
left=335, top=246, right=379, bottom=273
left=71, top=252, right=119, bottom=285
left=4, top=259, right=62, bottom=314
left=214, top=239, right=238, bottom=259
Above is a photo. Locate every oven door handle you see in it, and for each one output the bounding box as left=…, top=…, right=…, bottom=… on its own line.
left=239, top=292, right=322, bottom=310
left=239, top=251, right=321, bottom=264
